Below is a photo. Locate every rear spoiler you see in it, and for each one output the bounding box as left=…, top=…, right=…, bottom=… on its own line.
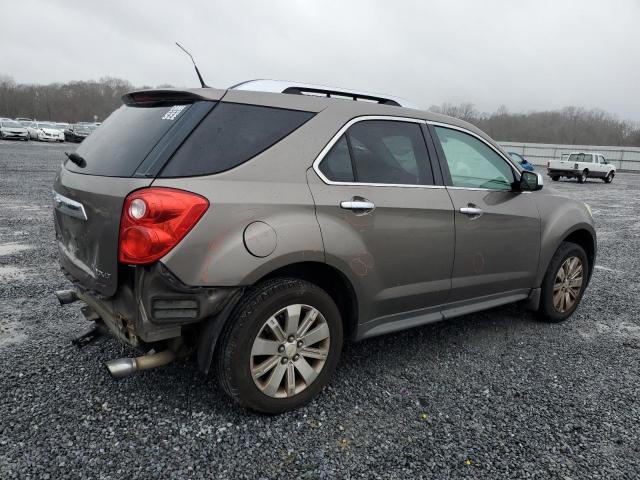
left=122, top=88, right=226, bottom=106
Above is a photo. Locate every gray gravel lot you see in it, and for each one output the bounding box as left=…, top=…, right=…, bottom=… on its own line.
left=1, top=139, right=639, bottom=479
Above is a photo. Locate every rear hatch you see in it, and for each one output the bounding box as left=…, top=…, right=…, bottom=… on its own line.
left=53, top=90, right=221, bottom=296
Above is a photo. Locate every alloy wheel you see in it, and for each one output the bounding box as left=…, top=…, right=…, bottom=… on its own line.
left=250, top=304, right=330, bottom=398
left=552, top=256, right=584, bottom=313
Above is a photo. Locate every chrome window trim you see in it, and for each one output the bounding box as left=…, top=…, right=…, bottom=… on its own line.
left=427, top=121, right=522, bottom=178
left=311, top=115, right=448, bottom=189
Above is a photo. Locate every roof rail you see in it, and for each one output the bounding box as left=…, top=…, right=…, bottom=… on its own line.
left=229, top=79, right=418, bottom=109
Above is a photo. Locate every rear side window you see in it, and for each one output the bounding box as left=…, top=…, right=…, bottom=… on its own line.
left=319, top=136, right=354, bottom=182
left=160, top=103, right=315, bottom=177
left=318, top=120, right=434, bottom=185
left=66, top=104, right=192, bottom=176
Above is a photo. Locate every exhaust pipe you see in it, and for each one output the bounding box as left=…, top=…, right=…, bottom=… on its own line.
left=105, top=349, right=176, bottom=378
left=55, top=289, right=78, bottom=305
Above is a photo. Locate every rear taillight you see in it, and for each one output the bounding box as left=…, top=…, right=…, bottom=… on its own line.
left=118, top=187, right=209, bottom=265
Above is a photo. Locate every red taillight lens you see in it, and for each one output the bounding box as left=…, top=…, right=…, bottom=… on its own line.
left=118, top=187, right=209, bottom=265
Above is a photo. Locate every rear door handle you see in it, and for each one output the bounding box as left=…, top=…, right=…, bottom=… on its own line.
left=340, top=200, right=375, bottom=212
left=459, top=206, right=483, bottom=217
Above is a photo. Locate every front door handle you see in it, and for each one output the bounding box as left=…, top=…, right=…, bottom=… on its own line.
left=340, top=199, right=375, bottom=212
left=459, top=205, right=483, bottom=217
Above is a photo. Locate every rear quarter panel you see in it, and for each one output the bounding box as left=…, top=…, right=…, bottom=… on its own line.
left=153, top=110, right=341, bottom=287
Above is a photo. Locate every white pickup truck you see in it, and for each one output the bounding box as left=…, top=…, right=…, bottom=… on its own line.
left=547, top=152, right=616, bottom=184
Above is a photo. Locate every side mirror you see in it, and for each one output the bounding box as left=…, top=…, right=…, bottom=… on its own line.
left=519, top=171, right=543, bottom=191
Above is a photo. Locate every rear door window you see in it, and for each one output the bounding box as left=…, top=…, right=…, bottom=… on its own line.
left=318, top=135, right=355, bottom=182
left=160, top=103, right=315, bottom=177
left=66, top=104, right=193, bottom=177
left=318, top=120, right=434, bottom=185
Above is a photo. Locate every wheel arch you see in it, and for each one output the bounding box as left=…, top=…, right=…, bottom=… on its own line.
left=257, top=261, right=359, bottom=340
left=562, top=228, right=596, bottom=282
left=197, top=260, right=360, bottom=374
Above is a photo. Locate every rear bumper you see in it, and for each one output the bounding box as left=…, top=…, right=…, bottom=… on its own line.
left=547, top=169, right=579, bottom=178
left=63, top=262, right=239, bottom=347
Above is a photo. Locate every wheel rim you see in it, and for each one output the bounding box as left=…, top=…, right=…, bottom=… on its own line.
left=250, top=304, right=330, bottom=398
left=553, top=256, right=584, bottom=313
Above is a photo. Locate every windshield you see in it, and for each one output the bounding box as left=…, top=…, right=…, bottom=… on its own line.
left=2, top=121, right=23, bottom=128
left=38, top=123, right=55, bottom=129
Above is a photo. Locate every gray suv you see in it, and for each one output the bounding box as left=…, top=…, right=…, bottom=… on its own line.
left=54, top=80, right=596, bottom=413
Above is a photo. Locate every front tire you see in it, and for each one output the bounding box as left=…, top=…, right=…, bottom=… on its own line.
left=537, top=241, right=589, bottom=323
left=604, top=171, right=614, bottom=183
left=216, top=278, right=343, bottom=414
left=551, top=175, right=560, bottom=181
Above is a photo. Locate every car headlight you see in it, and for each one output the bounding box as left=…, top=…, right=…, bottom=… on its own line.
left=584, top=203, right=592, bottom=217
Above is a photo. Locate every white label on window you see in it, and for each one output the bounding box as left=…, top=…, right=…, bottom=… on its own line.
left=162, top=105, right=186, bottom=120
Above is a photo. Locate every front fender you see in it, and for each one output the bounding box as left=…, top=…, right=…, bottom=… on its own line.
left=534, top=193, right=596, bottom=286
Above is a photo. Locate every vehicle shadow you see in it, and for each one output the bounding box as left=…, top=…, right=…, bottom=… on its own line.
left=104, top=303, right=543, bottom=415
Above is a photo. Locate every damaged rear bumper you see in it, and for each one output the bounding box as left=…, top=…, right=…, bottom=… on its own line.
left=62, top=262, right=239, bottom=348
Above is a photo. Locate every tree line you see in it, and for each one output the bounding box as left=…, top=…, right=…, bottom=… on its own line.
left=0, top=75, right=166, bottom=123
left=429, top=102, right=640, bottom=147
left=1, top=75, right=638, bottom=146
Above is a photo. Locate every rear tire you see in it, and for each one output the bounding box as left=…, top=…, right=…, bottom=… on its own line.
left=537, top=241, right=589, bottom=323
left=577, top=170, right=588, bottom=183
left=551, top=175, right=560, bottom=181
left=216, top=278, right=343, bottom=414
left=604, top=171, right=614, bottom=183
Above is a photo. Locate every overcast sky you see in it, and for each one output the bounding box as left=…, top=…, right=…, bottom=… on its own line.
left=2, top=0, right=639, bottom=120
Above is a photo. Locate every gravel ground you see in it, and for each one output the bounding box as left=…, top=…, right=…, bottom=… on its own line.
left=1, top=140, right=639, bottom=479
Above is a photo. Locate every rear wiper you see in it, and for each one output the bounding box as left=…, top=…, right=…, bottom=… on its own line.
left=64, top=151, right=86, bottom=168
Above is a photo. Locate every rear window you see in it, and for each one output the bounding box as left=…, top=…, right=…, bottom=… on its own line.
left=159, top=103, right=315, bottom=177
left=65, top=104, right=192, bottom=176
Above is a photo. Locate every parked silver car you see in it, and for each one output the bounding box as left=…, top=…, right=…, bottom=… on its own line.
left=54, top=80, right=596, bottom=413
left=0, top=120, right=29, bottom=141
left=26, top=121, right=64, bottom=142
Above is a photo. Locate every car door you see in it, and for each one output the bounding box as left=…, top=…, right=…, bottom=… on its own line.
left=429, top=123, right=541, bottom=303
left=307, top=117, right=455, bottom=326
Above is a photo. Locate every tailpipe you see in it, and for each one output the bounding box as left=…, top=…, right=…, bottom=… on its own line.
left=55, top=289, right=78, bottom=305
left=105, top=349, right=176, bottom=378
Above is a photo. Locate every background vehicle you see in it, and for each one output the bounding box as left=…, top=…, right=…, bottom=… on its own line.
left=64, top=124, right=93, bottom=142
left=547, top=152, right=615, bottom=183
left=26, top=121, right=64, bottom=142
left=0, top=120, right=29, bottom=140
left=54, top=122, right=71, bottom=132
left=508, top=151, right=535, bottom=171
left=54, top=81, right=596, bottom=413
left=15, top=117, right=32, bottom=123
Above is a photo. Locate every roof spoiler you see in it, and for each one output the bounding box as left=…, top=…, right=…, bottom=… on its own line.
left=121, top=89, right=207, bottom=106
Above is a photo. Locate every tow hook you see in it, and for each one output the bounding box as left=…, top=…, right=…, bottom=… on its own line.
left=55, top=289, right=78, bottom=305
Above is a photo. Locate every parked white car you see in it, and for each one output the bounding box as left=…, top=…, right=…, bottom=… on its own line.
left=547, top=152, right=615, bottom=184
left=26, top=122, right=65, bottom=142
left=0, top=120, right=29, bottom=141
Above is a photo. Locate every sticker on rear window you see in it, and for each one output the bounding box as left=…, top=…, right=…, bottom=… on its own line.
left=162, top=105, right=187, bottom=120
